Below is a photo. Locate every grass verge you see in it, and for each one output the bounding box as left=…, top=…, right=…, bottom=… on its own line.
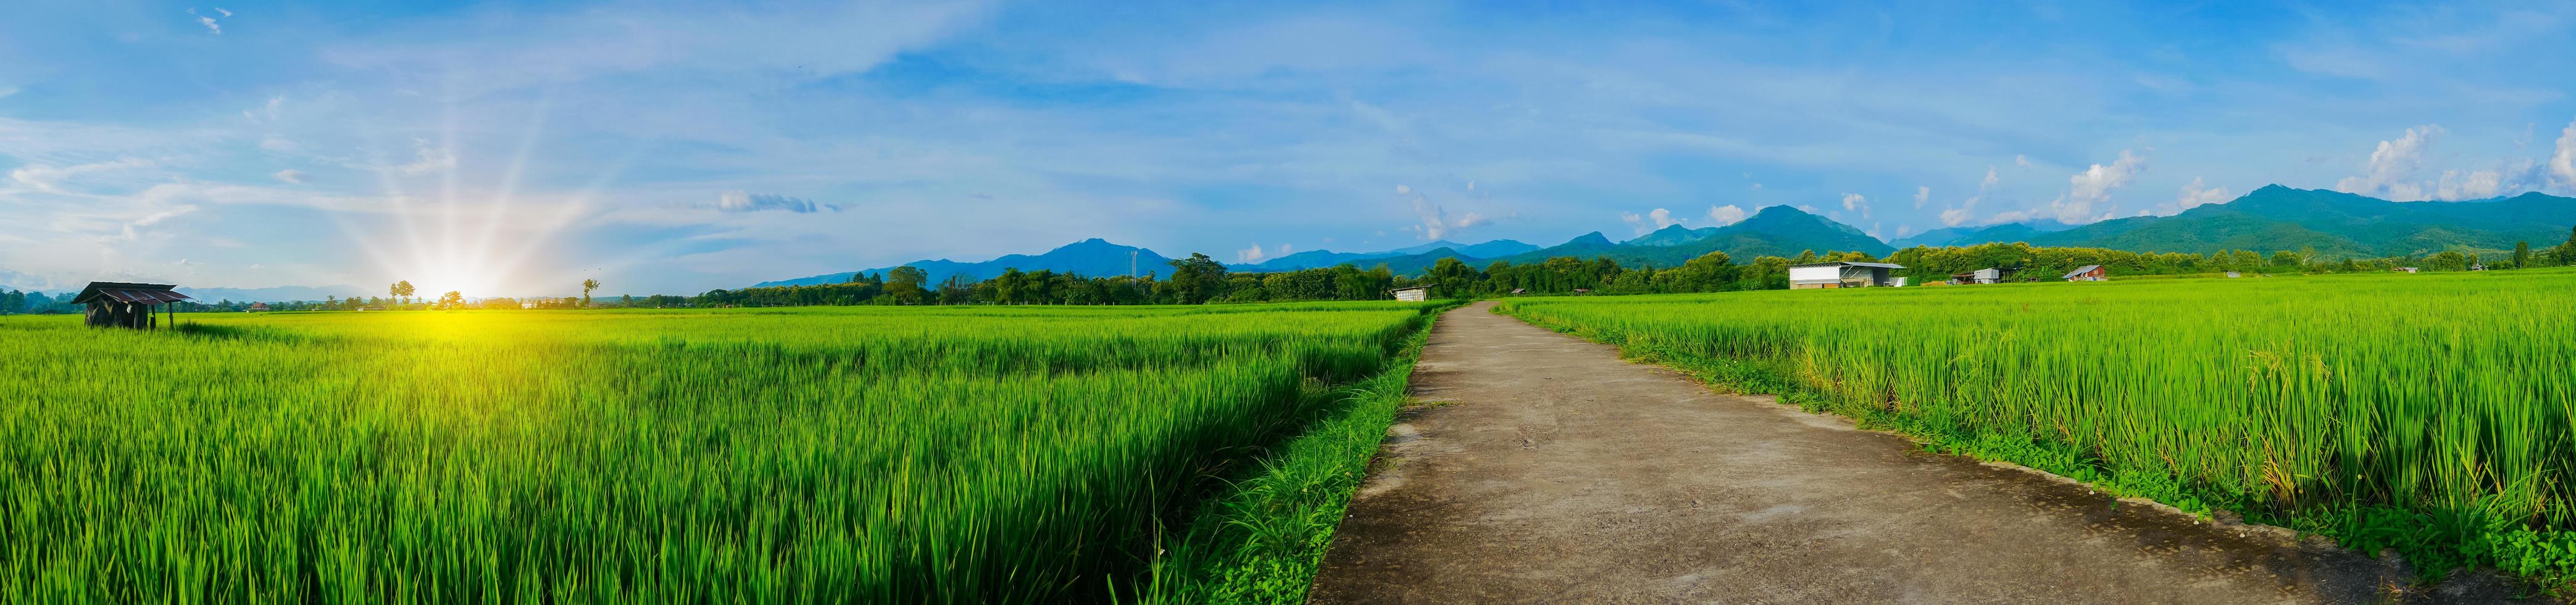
left=1499, top=305, right=2576, bottom=595
left=1133, top=301, right=1460, bottom=604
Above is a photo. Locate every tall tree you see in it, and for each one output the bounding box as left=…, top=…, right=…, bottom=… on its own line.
left=581, top=278, right=601, bottom=307
left=885, top=266, right=930, bottom=304
left=1165, top=253, right=1228, bottom=304
left=437, top=291, right=465, bottom=311
left=392, top=280, right=415, bottom=306
left=2515, top=241, right=2533, bottom=269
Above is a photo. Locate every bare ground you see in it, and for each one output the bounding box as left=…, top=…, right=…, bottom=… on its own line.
left=1306, top=301, right=2526, bottom=604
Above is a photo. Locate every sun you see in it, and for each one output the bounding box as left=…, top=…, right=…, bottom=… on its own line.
left=414, top=261, right=498, bottom=299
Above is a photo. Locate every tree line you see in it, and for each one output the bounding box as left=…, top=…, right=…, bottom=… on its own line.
left=12, top=228, right=2570, bottom=314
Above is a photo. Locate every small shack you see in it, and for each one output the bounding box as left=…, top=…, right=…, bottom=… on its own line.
left=1947, top=267, right=2004, bottom=285
left=2061, top=265, right=2107, bottom=282
left=1790, top=261, right=1905, bottom=289
left=1391, top=285, right=1432, bottom=302
left=71, top=282, right=191, bottom=329
left=1508, top=288, right=1528, bottom=295
left=248, top=302, right=270, bottom=312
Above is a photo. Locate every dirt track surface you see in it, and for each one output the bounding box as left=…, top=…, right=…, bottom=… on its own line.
left=1307, top=301, right=2520, bottom=604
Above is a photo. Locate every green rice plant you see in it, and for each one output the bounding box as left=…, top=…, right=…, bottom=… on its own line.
left=0, top=301, right=1443, bottom=603
left=1498, top=269, right=2576, bottom=585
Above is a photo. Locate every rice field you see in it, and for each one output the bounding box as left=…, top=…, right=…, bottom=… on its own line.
left=0, top=302, right=1446, bottom=603
left=1498, top=269, right=2576, bottom=582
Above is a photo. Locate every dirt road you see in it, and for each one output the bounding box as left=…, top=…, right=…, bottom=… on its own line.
left=1306, top=301, right=2513, bottom=604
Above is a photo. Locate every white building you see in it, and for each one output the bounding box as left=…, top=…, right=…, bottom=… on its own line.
left=1391, top=286, right=1432, bottom=302
left=1788, top=261, right=1905, bottom=289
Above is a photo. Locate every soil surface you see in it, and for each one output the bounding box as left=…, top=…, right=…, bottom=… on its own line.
left=1306, top=301, right=2524, bottom=604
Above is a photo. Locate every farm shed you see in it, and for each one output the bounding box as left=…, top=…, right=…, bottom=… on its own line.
left=2062, top=265, right=2107, bottom=282
left=248, top=302, right=270, bottom=312
left=1789, top=261, right=1905, bottom=289
left=1948, top=268, right=2004, bottom=285
left=71, top=282, right=191, bottom=329
left=1391, top=286, right=1432, bottom=302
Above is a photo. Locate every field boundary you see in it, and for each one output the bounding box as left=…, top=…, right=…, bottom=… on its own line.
left=1491, top=302, right=2572, bottom=596
left=1136, top=299, right=1465, bottom=604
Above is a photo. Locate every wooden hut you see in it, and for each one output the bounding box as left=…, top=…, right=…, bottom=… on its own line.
left=71, top=282, right=191, bottom=329
left=2061, top=265, right=2107, bottom=282
left=1391, top=285, right=1432, bottom=302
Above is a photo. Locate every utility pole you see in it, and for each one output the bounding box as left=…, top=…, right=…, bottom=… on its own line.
left=1130, top=250, right=1138, bottom=278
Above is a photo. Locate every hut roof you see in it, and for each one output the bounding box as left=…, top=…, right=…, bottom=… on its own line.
left=2061, top=265, right=2103, bottom=280
left=70, top=282, right=192, bottom=305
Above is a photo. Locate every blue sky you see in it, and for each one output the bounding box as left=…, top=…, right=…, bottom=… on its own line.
left=4, top=1, right=2574, bottom=296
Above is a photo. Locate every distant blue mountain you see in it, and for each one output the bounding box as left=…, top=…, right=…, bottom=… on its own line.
left=1621, top=224, right=1720, bottom=247
left=753, top=238, right=1172, bottom=287
left=1894, top=220, right=2079, bottom=248
left=1233, top=238, right=1538, bottom=271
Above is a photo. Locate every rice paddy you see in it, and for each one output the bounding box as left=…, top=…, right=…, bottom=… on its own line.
left=0, top=302, right=1447, bottom=603
left=1498, top=269, right=2576, bottom=583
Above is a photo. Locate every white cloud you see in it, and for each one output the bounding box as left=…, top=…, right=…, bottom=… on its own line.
left=2048, top=149, right=2145, bottom=223
left=188, top=9, right=222, bottom=35
left=1796, top=204, right=1819, bottom=214
left=1896, top=224, right=1914, bottom=238
left=7, top=157, right=159, bottom=194
left=272, top=169, right=305, bottom=184
left=2552, top=119, right=2576, bottom=192
left=1619, top=207, right=1685, bottom=235
left=1706, top=204, right=1746, bottom=227
left=0, top=86, right=17, bottom=99
left=2435, top=162, right=2541, bottom=201
left=1394, top=184, right=1410, bottom=194
left=396, top=140, right=456, bottom=175
left=1841, top=193, right=1869, bottom=219
left=1236, top=243, right=1267, bottom=262
left=1865, top=222, right=1883, bottom=240
left=2015, top=154, right=2031, bottom=167
left=259, top=135, right=295, bottom=151
left=1408, top=195, right=1449, bottom=240
left=715, top=191, right=823, bottom=213
left=1912, top=186, right=1930, bottom=209
left=2175, top=177, right=2229, bottom=211
left=1451, top=212, right=1488, bottom=229
left=2335, top=125, right=2442, bottom=200
left=217, top=7, right=233, bottom=17
left=1940, top=165, right=2003, bottom=227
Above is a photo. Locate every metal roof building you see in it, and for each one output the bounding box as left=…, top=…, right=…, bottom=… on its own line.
left=70, top=282, right=191, bottom=329
left=1788, top=261, right=1905, bottom=289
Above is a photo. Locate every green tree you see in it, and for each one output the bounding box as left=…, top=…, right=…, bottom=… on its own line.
left=2514, top=241, right=2533, bottom=269
left=436, top=291, right=465, bottom=311
left=2559, top=227, right=2576, bottom=265
left=580, top=278, right=601, bottom=307
left=391, top=280, right=415, bottom=306
left=1423, top=257, right=1482, bottom=298
left=885, top=266, right=930, bottom=304
left=1165, top=253, right=1228, bottom=304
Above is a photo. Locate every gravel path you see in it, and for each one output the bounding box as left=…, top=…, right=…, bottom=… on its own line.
left=1306, top=301, right=2519, bottom=604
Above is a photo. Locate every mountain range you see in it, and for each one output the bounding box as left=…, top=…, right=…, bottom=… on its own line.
left=754, top=238, right=1177, bottom=287
left=1906, top=185, right=2576, bottom=257
left=751, top=186, right=2576, bottom=287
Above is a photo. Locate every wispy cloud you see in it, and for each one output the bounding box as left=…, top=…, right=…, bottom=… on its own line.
left=715, top=192, right=829, bottom=214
